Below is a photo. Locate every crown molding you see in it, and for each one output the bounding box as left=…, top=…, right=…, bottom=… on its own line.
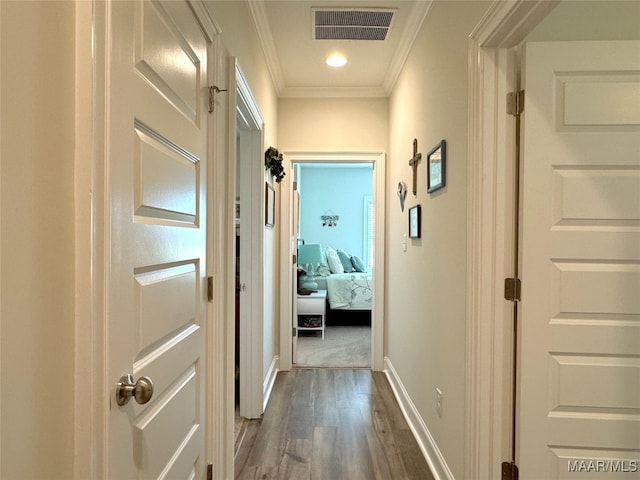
left=382, top=0, right=433, bottom=94
left=279, top=85, right=388, bottom=99
left=250, top=0, right=432, bottom=98
left=247, top=0, right=284, bottom=95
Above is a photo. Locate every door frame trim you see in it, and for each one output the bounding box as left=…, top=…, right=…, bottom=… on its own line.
left=278, top=151, right=386, bottom=372
left=465, top=1, right=559, bottom=479
left=74, top=2, right=107, bottom=476
left=232, top=59, right=266, bottom=420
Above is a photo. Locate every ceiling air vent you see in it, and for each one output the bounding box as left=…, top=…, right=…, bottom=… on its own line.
left=312, top=7, right=396, bottom=41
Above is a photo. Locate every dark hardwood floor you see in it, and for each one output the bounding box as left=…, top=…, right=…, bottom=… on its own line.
left=234, top=368, right=434, bottom=480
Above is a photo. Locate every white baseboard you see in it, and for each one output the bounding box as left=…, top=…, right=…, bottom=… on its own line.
left=263, top=355, right=279, bottom=411
left=383, top=357, right=455, bottom=480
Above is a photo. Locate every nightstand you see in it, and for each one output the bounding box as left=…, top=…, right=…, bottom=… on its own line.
left=297, top=290, right=327, bottom=339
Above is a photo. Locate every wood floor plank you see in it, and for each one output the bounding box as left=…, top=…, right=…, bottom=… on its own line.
left=361, top=402, right=410, bottom=479
left=372, top=371, right=409, bottom=430
left=312, top=370, right=339, bottom=427
left=363, top=425, right=397, bottom=479
left=311, top=426, right=342, bottom=480
left=395, top=429, right=435, bottom=479
left=336, top=408, right=376, bottom=480
left=278, top=438, right=312, bottom=478
left=234, top=368, right=433, bottom=480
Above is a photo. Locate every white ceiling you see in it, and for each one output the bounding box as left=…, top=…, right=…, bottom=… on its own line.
left=249, top=0, right=431, bottom=98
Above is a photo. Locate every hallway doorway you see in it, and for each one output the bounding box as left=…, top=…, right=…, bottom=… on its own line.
left=233, top=61, right=266, bottom=420
left=294, top=162, right=374, bottom=368
left=279, top=152, right=386, bottom=372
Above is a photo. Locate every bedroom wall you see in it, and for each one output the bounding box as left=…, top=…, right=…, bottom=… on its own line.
left=0, top=1, right=76, bottom=478
left=206, top=1, right=280, bottom=383
left=298, top=165, right=373, bottom=260
left=386, top=2, right=490, bottom=479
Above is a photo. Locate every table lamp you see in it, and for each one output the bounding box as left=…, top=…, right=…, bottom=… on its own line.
left=298, top=243, right=323, bottom=290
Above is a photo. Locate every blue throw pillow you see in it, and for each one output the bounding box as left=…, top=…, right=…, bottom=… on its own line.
left=336, top=249, right=354, bottom=272
left=351, top=255, right=367, bottom=272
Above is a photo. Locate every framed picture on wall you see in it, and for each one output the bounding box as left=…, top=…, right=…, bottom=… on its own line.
left=427, top=139, right=446, bottom=193
left=265, top=182, right=275, bottom=227
left=408, top=204, right=421, bottom=239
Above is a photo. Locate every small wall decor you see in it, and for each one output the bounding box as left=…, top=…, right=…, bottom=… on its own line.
left=397, top=181, right=408, bottom=211
left=265, top=182, right=275, bottom=227
left=427, top=140, right=446, bottom=193
left=408, top=138, right=422, bottom=196
left=321, top=211, right=339, bottom=227
left=265, top=146, right=286, bottom=183
left=408, top=204, right=421, bottom=239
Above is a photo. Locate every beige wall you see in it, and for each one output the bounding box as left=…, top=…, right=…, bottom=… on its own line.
left=278, top=97, right=389, bottom=152
left=206, top=1, right=281, bottom=383
left=527, top=0, right=640, bottom=41
left=0, top=2, right=75, bottom=479
left=387, top=2, right=490, bottom=478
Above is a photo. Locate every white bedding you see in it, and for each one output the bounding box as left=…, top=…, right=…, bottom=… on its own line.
left=325, top=273, right=372, bottom=310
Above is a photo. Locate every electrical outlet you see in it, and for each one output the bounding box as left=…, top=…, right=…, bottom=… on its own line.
left=436, top=388, right=443, bottom=418
left=402, top=233, right=407, bottom=252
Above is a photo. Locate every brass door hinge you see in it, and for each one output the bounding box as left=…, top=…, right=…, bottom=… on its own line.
left=504, top=278, right=521, bottom=302
left=506, top=90, right=524, bottom=116
left=207, top=276, right=213, bottom=302
left=502, top=461, right=519, bottom=480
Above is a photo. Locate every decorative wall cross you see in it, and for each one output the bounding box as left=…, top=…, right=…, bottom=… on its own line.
left=408, top=138, right=422, bottom=196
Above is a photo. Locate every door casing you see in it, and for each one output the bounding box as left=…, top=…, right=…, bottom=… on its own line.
left=465, top=2, right=559, bottom=479
left=232, top=59, right=267, bottom=420
left=279, top=152, right=386, bottom=372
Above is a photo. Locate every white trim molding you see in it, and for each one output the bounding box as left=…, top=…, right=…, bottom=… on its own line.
left=229, top=58, right=267, bottom=422
left=263, top=356, right=279, bottom=412
left=384, top=358, right=453, bottom=480
left=75, top=1, right=108, bottom=477
left=464, top=2, right=559, bottom=479
left=247, top=0, right=284, bottom=94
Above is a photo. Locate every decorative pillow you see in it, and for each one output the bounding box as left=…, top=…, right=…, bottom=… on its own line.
left=337, top=249, right=354, bottom=272
left=324, top=246, right=344, bottom=274
left=351, top=255, right=367, bottom=273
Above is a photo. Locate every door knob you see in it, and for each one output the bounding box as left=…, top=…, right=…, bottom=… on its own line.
left=115, top=374, right=154, bottom=406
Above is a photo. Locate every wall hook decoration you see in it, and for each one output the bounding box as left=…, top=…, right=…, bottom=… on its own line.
left=208, top=85, right=228, bottom=113
left=397, top=181, right=408, bottom=211
left=265, top=147, right=286, bottom=183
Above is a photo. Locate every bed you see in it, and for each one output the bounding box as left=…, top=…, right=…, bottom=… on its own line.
left=299, top=245, right=372, bottom=325
left=315, top=273, right=372, bottom=310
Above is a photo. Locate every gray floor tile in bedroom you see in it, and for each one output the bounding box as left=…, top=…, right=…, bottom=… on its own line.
left=296, top=326, right=371, bottom=367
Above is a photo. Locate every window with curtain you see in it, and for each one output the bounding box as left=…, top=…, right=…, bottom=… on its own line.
left=363, top=196, right=373, bottom=271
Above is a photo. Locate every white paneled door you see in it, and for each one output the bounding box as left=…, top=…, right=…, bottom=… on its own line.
left=107, top=1, right=211, bottom=478
left=292, top=180, right=300, bottom=364
left=519, top=41, right=640, bottom=479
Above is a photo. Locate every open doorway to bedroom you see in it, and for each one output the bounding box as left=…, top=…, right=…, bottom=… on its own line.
left=294, top=162, right=374, bottom=367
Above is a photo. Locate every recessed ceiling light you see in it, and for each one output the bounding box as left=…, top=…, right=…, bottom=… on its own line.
left=326, top=53, right=347, bottom=67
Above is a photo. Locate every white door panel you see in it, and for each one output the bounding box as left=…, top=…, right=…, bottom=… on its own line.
left=292, top=180, right=300, bottom=363
left=519, top=41, right=640, bottom=479
left=107, top=1, right=210, bottom=478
